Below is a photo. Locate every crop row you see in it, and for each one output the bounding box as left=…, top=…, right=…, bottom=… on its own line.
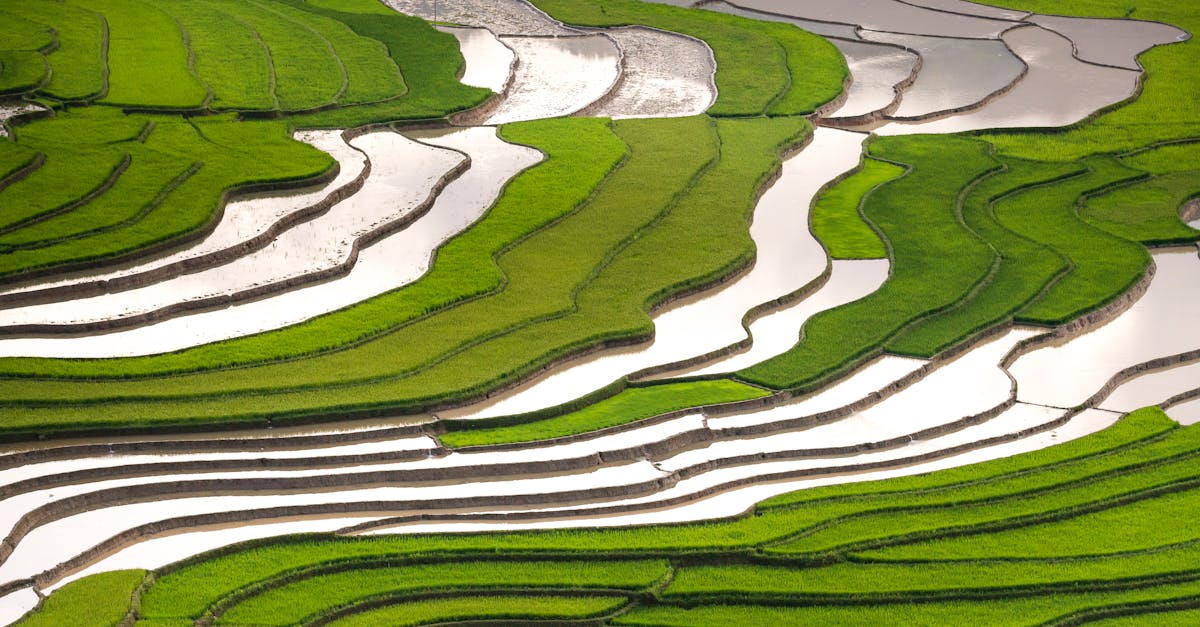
left=529, top=0, right=846, bottom=117
left=0, top=0, right=485, bottom=120
left=0, top=107, right=334, bottom=282
left=0, top=115, right=809, bottom=434
left=16, top=407, right=1200, bottom=625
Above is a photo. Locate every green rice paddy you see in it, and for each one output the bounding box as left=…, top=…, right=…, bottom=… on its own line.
left=3, top=0, right=1200, bottom=623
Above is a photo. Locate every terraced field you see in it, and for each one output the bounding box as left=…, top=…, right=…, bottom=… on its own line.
left=0, top=0, right=1198, bottom=624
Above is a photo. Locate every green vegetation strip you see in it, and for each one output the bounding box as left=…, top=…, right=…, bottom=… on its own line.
left=529, top=0, right=845, bottom=116
left=210, top=560, right=663, bottom=625
left=0, top=116, right=806, bottom=434
left=440, top=380, right=768, bottom=448
left=16, top=408, right=1194, bottom=626
left=0, top=2, right=107, bottom=101
left=325, top=595, right=627, bottom=627
left=739, top=134, right=998, bottom=390
left=613, top=583, right=1200, bottom=627
left=12, top=569, right=143, bottom=627
left=89, top=0, right=210, bottom=109
left=810, top=157, right=900, bottom=259
left=0, top=108, right=332, bottom=280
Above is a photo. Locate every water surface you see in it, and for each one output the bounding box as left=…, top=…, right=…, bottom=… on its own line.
left=1010, top=250, right=1200, bottom=409
left=484, top=35, right=621, bottom=124
left=860, top=30, right=1025, bottom=119
left=440, top=26, right=515, bottom=93
left=0, top=128, right=541, bottom=357
left=876, top=25, right=1140, bottom=134
left=1028, top=14, right=1188, bottom=70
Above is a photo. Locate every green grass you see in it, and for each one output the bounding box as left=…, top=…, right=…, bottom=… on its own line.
left=196, top=0, right=342, bottom=111
left=0, top=110, right=332, bottom=281
left=281, top=1, right=490, bottom=127
left=0, top=2, right=107, bottom=101
left=0, top=116, right=808, bottom=434
left=440, top=380, right=769, bottom=448
left=88, top=0, right=210, bottom=109
left=325, top=595, right=627, bottom=627
left=885, top=157, right=1081, bottom=357
left=259, top=0, right=406, bottom=107
left=0, top=149, right=193, bottom=248
left=738, top=134, right=999, bottom=391
left=0, top=50, right=47, bottom=95
left=529, top=0, right=845, bottom=116
left=810, top=158, right=900, bottom=259
left=0, top=141, right=39, bottom=185
left=614, top=582, right=1200, bottom=627
left=158, top=0, right=277, bottom=111
left=12, top=409, right=1180, bottom=626
left=1004, top=157, right=1150, bottom=325
left=0, top=9, right=55, bottom=51
left=3, top=0, right=475, bottom=121
left=0, top=118, right=622, bottom=421
left=12, top=569, right=143, bottom=627
left=1090, top=607, right=1200, bottom=626
left=209, top=560, right=664, bottom=625
left=666, top=542, right=1200, bottom=597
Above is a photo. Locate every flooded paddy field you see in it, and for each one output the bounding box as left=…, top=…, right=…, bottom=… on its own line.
left=860, top=30, right=1025, bottom=119
left=0, top=128, right=542, bottom=356
left=0, top=130, right=369, bottom=306
left=874, top=24, right=1141, bottom=134
left=443, top=128, right=864, bottom=419
left=1, top=0, right=1198, bottom=622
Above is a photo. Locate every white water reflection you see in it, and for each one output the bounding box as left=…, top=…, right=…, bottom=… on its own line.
left=1167, top=398, right=1200, bottom=426
left=1028, top=14, right=1188, bottom=70
left=0, top=587, right=37, bottom=626
left=581, top=27, right=716, bottom=120
left=827, top=39, right=919, bottom=120
left=440, top=26, right=515, bottom=93
left=0, top=131, right=367, bottom=301
left=48, top=516, right=389, bottom=592
left=901, top=0, right=1029, bottom=21
left=1100, top=360, right=1200, bottom=415
left=708, top=355, right=927, bottom=430
left=359, top=407, right=1114, bottom=534
left=384, top=0, right=578, bottom=36
left=0, top=133, right=463, bottom=332
left=0, top=435, right=437, bottom=487
left=0, top=127, right=542, bottom=357
left=1011, top=250, right=1200, bottom=409
left=705, top=2, right=864, bottom=40
left=441, top=128, right=865, bottom=420
left=663, top=327, right=1034, bottom=471
left=0, top=462, right=663, bottom=585
left=875, top=25, right=1140, bottom=134
left=0, top=103, right=40, bottom=138
left=483, top=36, right=621, bottom=125
left=681, top=259, right=891, bottom=377
left=860, top=30, right=1025, bottom=120
left=725, top=0, right=1014, bottom=38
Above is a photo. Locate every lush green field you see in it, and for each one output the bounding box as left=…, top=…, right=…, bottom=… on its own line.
left=4, top=0, right=1200, bottom=622
left=24, top=408, right=1200, bottom=625
left=810, top=157, right=899, bottom=260
left=739, top=134, right=1000, bottom=389
left=0, top=115, right=808, bottom=434
left=529, top=0, right=846, bottom=116
left=0, top=0, right=489, bottom=280
left=0, top=108, right=333, bottom=280
left=13, top=569, right=144, bottom=627
left=440, top=379, right=768, bottom=448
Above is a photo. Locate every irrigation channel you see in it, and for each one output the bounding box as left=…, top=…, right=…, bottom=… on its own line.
left=0, top=0, right=1197, bottom=620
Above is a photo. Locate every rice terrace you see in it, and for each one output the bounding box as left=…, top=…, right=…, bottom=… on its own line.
left=0, top=0, right=1198, bottom=623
